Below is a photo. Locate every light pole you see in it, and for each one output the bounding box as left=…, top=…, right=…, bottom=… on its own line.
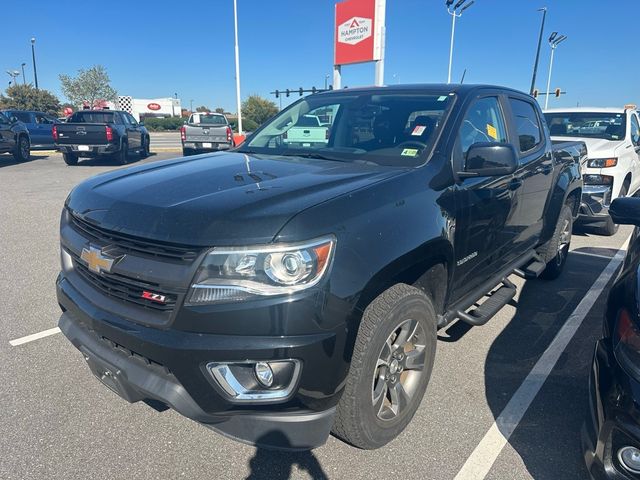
left=30, top=37, right=39, bottom=90
left=190, top=99, right=194, bottom=113
left=21, top=63, right=26, bottom=85
left=6, top=70, right=20, bottom=86
left=529, top=7, right=547, bottom=95
left=324, top=74, right=329, bottom=90
left=446, top=0, right=475, bottom=84
left=233, top=0, right=243, bottom=135
left=544, top=32, right=567, bottom=109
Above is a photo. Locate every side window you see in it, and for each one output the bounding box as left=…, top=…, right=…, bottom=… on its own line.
left=116, top=113, right=126, bottom=125
left=458, top=97, right=508, bottom=158
left=508, top=98, right=542, bottom=153
left=126, top=113, right=138, bottom=126
left=36, top=114, right=51, bottom=124
left=630, top=114, right=640, bottom=146
left=0, top=113, right=8, bottom=124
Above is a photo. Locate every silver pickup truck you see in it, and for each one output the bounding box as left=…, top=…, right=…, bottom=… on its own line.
left=180, top=113, right=234, bottom=156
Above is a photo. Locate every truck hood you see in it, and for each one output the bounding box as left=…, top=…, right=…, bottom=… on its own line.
left=67, top=152, right=403, bottom=246
left=550, top=136, right=626, bottom=158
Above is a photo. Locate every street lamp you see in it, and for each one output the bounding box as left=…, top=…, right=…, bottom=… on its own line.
left=324, top=74, right=329, bottom=90
left=31, top=37, right=39, bottom=90
left=544, top=32, right=567, bottom=109
left=233, top=0, right=243, bottom=135
left=190, top=99, right=194, bottom=112
left=529, top=7, right=547, bottom=95
left=446, top=0, right=475, bottom=84
left=6, top=70, right=20, bottom=86
left=21, top=63, right=26, bottom=85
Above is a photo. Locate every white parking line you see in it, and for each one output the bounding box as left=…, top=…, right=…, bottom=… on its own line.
left=571, top=250, right=619, bottom=261
left=9, top=327, right=61, bottom=346
left=454, top=238, right=630, bottom=480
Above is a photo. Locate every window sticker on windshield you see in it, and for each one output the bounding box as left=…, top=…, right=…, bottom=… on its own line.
left=438, top=96, right=448, bottom=102
left=401, top=148, right=419, bottom=157
left=412, top=125, right=426, bottom=136
left=486, top=124, right=498, bottom=140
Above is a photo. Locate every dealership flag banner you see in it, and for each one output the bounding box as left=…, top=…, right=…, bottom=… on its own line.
left=334, top=0, right=385, bottom=66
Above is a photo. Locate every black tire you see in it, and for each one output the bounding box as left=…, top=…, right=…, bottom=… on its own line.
left=538, top=204, right=573, bottom=280
left=115, top=142, right=128, bottom=165
left=596, top=183, right=629, bottom=236
left=332, top=283, right=437, bottom=449
left=140, top=136, right=150, bottom=158
left=62, top=152, right=78, bottom=166
left=182, top=148, right=193, bottom=157
left=13, top=135, right=30, bottom=162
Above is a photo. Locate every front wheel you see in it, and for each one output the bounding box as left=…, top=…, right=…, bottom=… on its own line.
left=13, top=135, right=30, bottom=162
left=539, top=204, right=573, bottom=280
left=596, top=183, right=629, bottom=236
left=63, top=152, right=78, bottom=166
left=332, top=283, right=437, bottom=449
left=140, top=136, right=150, bottom=158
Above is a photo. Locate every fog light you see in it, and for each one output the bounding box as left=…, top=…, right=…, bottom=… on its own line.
left=618, top=446, right=640, bottom=474
left=254, top=362, right=274, bottom=387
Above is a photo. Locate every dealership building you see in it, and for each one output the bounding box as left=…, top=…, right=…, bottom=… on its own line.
left=112, top=96, right=182, bottom=121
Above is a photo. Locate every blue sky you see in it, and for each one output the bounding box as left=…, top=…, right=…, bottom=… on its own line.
left=1, top=0, right=638, bottom=112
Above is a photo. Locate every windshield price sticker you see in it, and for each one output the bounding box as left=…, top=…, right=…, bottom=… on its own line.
left=401, top=148, right=419, bottom=157
left=486, top=124, right=498, bottom=140
left=412, top=125, right=427, bottom=136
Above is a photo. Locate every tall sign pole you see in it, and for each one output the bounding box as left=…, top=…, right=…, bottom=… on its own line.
left=334, top=0, right=386, bottom=88
left=529, top=7, right=546, bottom=95
left=233, top=0, right=242, bottom=135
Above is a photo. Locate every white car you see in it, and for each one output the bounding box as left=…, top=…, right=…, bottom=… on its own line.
left=544, top=106, right=640, bottom=235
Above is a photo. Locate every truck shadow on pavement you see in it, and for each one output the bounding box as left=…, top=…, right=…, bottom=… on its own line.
left=0, top=154, right=49, bottom=168
left=245, top=431, right=328, bottom=480
left=482, top=248, right=617, bottom=479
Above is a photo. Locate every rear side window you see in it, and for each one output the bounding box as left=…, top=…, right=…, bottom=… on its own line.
left=509, top=98, right=542, bottom=152
left=630, top=114, right=640, bottom=146
left=9, top=111, right=32, bottom=123
left=68, top=112, right=115, bottom=123
left=458, top=97, right=508, bottom=157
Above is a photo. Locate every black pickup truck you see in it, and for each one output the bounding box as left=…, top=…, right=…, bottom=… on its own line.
left=56, top=84, right=585, bottom=451
left=54, top=110, right=150, bottom=166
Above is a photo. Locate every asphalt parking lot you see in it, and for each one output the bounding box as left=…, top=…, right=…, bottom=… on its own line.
left=0, top=149, right=632, bottom=480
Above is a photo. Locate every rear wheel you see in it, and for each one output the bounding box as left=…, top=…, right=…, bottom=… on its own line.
left=182, top=148, right=193, bottom=157
left=13, top=135, right=30, bottom=162
left=539, top=204, right=573, bottom=280
left=332, top=283, right=437, bottom=449
left=115, top=142, right=128, bottom=165
left=63, top=152, right=78, bottom=166
left=596, top=182, right=629, bottom=236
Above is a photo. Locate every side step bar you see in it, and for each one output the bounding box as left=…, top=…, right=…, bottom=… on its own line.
left=513, top=253, right=546, bottom=279
left=455, top=278, right=517, bottom=327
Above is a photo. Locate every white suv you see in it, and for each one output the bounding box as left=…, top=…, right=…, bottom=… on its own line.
left=544, top=106, right=640, bottom=235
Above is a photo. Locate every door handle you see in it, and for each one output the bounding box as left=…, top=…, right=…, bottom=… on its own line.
left=508, top=178, right=523, bottom=190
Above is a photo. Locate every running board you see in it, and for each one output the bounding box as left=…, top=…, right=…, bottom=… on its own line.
left=513, top=253, right=546, bottom=279
left=455, top=278, right=517, bottom=327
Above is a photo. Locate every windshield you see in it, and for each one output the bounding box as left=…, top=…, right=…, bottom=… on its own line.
left=68, top=112, right=115, bottom=123
left=196, top=114, right=227, bottom=125
left=544, top=112, right=626, bottom=140
left=240, top=91, right=454, bottom=166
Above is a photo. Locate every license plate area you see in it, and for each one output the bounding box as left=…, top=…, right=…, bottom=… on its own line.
left=80, top=347, right=144, bottom=403
left=202, top=142, right=214, bottom=149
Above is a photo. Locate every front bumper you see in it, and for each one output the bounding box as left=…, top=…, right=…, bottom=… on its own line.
left=583, top=338, right=640, bottom=479
left=56, top=273, right=345, bottom=450
left=578, top=185, right=613, bottom=225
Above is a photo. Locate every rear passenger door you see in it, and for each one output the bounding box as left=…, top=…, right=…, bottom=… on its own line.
left=35, top=113, right=55, bottom=148
left=123, top=113, right=142, bottom=150
left=505, top=96, right=553, bottom=253
left=450, top=94, right=520, bottom=299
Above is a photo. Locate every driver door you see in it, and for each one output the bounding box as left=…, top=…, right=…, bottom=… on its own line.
left=0, top=113, right=15, bottom=152
left=450, top=94, right=522, bottom=300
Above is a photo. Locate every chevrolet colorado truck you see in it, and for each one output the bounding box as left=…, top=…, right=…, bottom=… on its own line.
left=57, top=85, right=584, bottom=451
left=545, top=106, right=640, bottom=235
left=180, top=113, right=234, bottom=156
left=55, top=110, right=150, bottom=166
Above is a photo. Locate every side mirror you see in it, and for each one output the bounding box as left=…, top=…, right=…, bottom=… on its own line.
left=138, top=121, right=144, bottom=126
left=459, top=143, right=518, bottom=178
left=10, top=116, right=19, bottom=124
left=610, top=197, right=640, bottom=226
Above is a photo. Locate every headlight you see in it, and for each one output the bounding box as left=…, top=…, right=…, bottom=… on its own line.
left=583, top=174, right=614, bottom=185
left=613, top=308, right=640, bottom=381
left=186, top=235, right=335, bottom=305
left=588, top=157, right=618, bottom=168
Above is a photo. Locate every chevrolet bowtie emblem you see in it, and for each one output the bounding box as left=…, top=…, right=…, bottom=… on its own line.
left=80, top=245, right=117, bottom=274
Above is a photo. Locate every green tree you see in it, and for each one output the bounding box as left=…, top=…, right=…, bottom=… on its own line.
left=241, top=95, right=278, bottom=128
left=196, top=105, right=210, bottom=112
left=59, top=65, right=117, bottom=108
left=0, top=84, right=61, bottom=114
left=214, top=107, right=225, bottom=114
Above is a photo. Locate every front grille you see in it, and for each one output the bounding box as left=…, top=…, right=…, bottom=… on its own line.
left=69, top=211, right=201, bottom=262
left=71, top=253, right=178, bottom=312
